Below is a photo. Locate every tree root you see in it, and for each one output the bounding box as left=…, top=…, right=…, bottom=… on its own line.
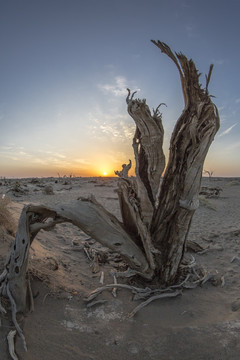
left=6, top=284, right=27, bottom=352
left=85, top=269, right=215, bottom=317
left=7, top=330, right=18, bottom=360
left=128, top=290, right=182, bottom=318
left=84, top=283, right=145, bottom=302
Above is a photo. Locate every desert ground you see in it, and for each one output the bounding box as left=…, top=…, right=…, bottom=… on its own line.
left=0, top=176, right=240, bottom=360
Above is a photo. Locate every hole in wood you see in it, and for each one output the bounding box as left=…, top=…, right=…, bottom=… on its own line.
left=13, top=244, right=16, bottom=250
left=114, top=243, right=122, bottom=247
left=15, top=266, right=19, bottom=274
left=22, top=239, right=25, bottom=244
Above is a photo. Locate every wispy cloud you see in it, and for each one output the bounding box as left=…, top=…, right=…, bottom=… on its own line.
left=98, top=76, right=128, bottom=97
left=0, top=146, right=32, bottom=160
left=88, top=109, right=135, bottom=144
left=99, top=121, right=135, bottom=141
left=0, top=145, right=72, bottom=170
left=98, top=76, right=140, bottom=98
left=73, top=158, right=91, bottom=165
left=218, top=123, right=237, bottom=137
left=39, top=150, right=66, bottom=159
left=235, top=98, right=240, bottom=104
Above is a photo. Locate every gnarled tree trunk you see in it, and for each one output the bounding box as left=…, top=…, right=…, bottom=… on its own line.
left=0, top=41, right=220, bottom=318
left=150, top=41, right=220, bottom=283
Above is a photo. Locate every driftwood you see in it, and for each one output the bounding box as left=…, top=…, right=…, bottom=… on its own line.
left=0, top=41, right=219, bottom=333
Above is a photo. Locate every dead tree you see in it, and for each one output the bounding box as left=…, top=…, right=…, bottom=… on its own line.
left=114, top=159, right=132, bottom=178
left=0, top=41, right=220, bottom=320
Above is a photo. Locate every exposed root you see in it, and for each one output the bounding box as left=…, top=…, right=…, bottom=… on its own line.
left=27, top=277, right=34, bottom=312
left=0, top=268, right=8, bottom=282
left=7, top=330, right=18, bottom=360
left=85, top=269, right=215, bottom=317
left=112, top=274, right=117, bottom=297
left=99, top=271, right=104, bottom=285
left=6, top=284, right=27, bottom=352
left=128, top=290, right=182, bottom=318
left=85, top=283, right=144, bottom=302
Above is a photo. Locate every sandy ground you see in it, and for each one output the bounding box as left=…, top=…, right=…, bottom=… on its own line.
left=1, top=176, right=240, bottom=359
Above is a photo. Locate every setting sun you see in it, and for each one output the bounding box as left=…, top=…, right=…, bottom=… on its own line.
left=103, top=171, right=108, bottom=176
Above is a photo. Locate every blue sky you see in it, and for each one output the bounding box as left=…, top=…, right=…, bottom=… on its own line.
left=0, top=0, right=240, bottom=177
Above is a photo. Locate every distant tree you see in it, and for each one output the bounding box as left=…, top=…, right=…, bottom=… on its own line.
left=204, top=169, right=214, bottom=180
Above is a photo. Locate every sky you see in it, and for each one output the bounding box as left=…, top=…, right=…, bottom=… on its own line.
left=0, top=0, right=240, bottom=178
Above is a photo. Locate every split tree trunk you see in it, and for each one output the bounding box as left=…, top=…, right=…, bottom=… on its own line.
left=0, top=40, right=220, bottom=314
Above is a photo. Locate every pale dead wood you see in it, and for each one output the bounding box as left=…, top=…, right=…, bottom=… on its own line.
left=114, top=159, right=132, bottom=178
left=126, top=88, right=165, bottom=215
left=128, top=290, right=182, bottom=318
left=85, top=274, right=191, bottom=303
left=85, top=283, right=144, bottom=302
left=99, top=271, right=104, bottom=285
left=0, top=196, right=152, bottom=317
left=151, top=40, right=220, bottom=284
left=112, top=274, right=118, bottom=297
left=116, top=178, right=157, bottom=270
left=6, top=283, right=27, bottom=352
left=7, top=330, right=18, bottom=360
left=0, top=41, right=220, bottom=341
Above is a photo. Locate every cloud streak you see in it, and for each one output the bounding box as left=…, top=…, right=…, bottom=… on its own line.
left=98, top=76, right=140, bottom=97
left=98, top=76, right=128, bottom=97
left=218, top=123, right=237, bottom=137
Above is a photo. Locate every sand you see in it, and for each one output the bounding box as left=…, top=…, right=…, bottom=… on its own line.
left=0, top=176, right=240, bottom=359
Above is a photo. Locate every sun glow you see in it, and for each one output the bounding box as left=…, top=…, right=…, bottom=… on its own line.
left=103, top=171, right=108, bottom=176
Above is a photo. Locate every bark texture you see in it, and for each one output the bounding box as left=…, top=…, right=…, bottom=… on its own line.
left=150, top=41, right=220, bottom=284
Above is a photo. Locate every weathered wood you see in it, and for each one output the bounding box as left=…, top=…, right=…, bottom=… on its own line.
left=0, top=41, right=220, bottom=322
left=151, top=40, right=220, bottom=284
left=126, top=89, right=165, bottom=222
left=7, top=330, right=18, bottom=360
left=1, top=196, right=152, bottom=313
left=114, top=159, right=132, bottom=178
left=117, top=178, right=157, bottom=270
